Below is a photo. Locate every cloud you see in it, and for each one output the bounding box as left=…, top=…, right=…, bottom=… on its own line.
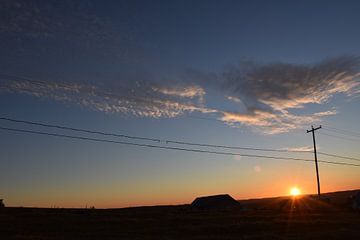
left=221, top=110, right=275, bottom=127
left=219, top=108, right=336, bottom=134
left=226, top=96, right=241, bottom=103
left=218, top=56, right=359, bottom=133
left=222, top=56, right=360, bottom=111
left=284, top=146, right=314, bottom=152
left=0, top=56, right=359, bottom=134
left=0, top=75, right=216, bottom=118
left=152, top=85, right=205, bottom=104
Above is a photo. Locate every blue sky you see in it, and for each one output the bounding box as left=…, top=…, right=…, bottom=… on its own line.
left=0, top=0, right=359, bottom=208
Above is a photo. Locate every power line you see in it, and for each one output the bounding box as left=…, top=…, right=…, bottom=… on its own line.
left=165, top=140, right=310, bottom=153
left=318, top=152, right=360, bottom=162
left=316, top=159, right=360, bottom=167
left=0, top=117, right=311, bottom=154
left=322, top=123, right=360, bottom=137
left=1, top=126, right=360, bottom=167
left=0, top=117, right=161, bottom=143
left=1, top=116, right=360, bottom=163
left=0, top=126, right=312, bottom=161
left=322, top=126, right=360, bottom=139
left=319, top=131, right=360, bottom=143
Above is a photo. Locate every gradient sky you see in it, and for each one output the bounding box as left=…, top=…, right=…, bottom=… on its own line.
left=0, top=0, right=359, bottom=208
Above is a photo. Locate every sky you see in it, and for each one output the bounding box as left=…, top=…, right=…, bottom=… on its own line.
left=0, top=0, right=359, bottom=208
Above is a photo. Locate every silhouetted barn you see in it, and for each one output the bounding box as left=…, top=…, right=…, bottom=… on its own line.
left=191, top=194, right=242, bottom=210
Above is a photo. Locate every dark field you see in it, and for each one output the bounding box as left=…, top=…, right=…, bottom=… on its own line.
left=1, top=190, right=359, bottom=240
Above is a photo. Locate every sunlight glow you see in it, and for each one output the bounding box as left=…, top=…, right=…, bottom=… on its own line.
left=290, top=187, right=301, bottom=197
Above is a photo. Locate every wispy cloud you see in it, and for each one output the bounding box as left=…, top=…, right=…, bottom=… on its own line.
left=1, top=56, right=359, bottom=134
left=218, top=56, right=359, bottom=133
left=219, top=109, right=336, bottom=134
left=222, top=56, right=360, bottom=111
left=152, top=85, right=205, bottom=104
left=0, top=75, right=216, bottom=118
left=284, top=146, right=314, bottom=152
left=226, top=96, right=241, bottom=103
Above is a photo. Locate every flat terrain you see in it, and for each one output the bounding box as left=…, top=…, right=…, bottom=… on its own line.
left=1, top=190, right=359, bottom=240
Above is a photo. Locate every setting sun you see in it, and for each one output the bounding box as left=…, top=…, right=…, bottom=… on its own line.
left=290, top=187, right=301, bottom=197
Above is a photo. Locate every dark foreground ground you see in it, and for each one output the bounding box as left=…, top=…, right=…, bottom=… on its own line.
left=1, top=190, right=359, bottom=240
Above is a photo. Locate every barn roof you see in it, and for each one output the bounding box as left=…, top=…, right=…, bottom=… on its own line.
left=191, top=194, right=242, bottom=210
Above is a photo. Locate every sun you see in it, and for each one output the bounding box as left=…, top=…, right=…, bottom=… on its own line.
left=290, top=187, right=301, bottom=197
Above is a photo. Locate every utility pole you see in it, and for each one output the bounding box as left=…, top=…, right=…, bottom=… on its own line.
left=307, top=125, right=322, bottom=198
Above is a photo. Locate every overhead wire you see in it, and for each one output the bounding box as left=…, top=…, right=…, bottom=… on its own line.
left=322, top=126, right=360, bottom=139
left=1, top=116, right=360, bottom=163
left=317, top=152, right=360, bottom=162
left=1, top=126, right=360, bottom=167
left=318, top=131, right=360, bottom=143
left=0, top=116, right=311, bottom=153
left=165, top=140, right=310, bottom=153
left=321, top=122, right=360, bottom=137
left=0, top=117, right=161, bottom=143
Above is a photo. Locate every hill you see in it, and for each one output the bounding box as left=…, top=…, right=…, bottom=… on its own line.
left=0, top=189, right=359, bottom=239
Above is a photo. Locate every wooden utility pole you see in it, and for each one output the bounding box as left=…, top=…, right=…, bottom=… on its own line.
left=307, top=125, right=322, bottom=198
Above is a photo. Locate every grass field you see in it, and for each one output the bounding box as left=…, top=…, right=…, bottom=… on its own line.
left=1, top=190, right=359, bottom=240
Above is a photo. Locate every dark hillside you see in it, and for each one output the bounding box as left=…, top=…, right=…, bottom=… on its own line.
left=1, top=189, right=359, bottom=239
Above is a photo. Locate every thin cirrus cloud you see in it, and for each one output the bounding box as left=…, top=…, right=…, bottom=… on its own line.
left=0, top=75, right=216, bottom=118
left=219, top=107, right=337, bottom=134
left=226, top=96, right=242, bottom=103
left=152, top=85, right=206, bottom=104
left=0, top=56, right=359, bottom=134
left=284, top=146, right=314, bottom=152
